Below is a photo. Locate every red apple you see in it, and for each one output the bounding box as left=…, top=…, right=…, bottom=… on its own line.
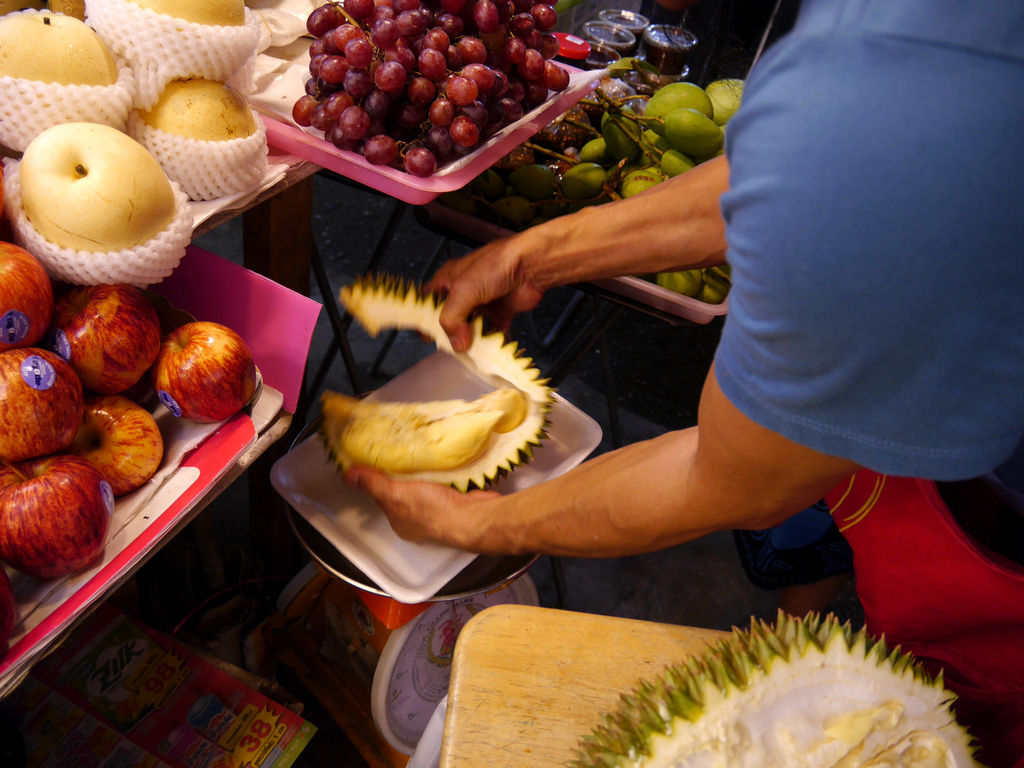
left=0, top=454, right=112, bottom=580
left=49, top=284, right=161, bottom=394
left=151, top=321, right=256, bottom=423
left=0, top=566, right=13, bottom=658
left=0, top=242, right=54, bottom=353
left=68, top=394, right=164, bottom=497
left=0, top=347, right=83, bottom=461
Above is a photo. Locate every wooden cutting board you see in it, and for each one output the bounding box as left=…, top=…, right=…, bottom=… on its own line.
left=440, top=604, right=728, bottom=767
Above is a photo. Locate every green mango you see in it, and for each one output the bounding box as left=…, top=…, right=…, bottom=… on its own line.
left=663, top=107, right=724, bottom=159
left=579, top=136, right=609, bottom=165
left=620, top=167, right=664, bottom=198
left=699, top=269, right=730, bottom=304
left=601, top=110, right=641, bottom=163
left=608, top=56, right=661, bottom=77
left=492, top=195, right=536, bottom=226
left=656, top=270, right=703, bottom=297
left=645, top=81, right=714, bottom=133
left=469, top=168, right=505, bottom=200
left=561, top=162, right=608, bottom=199
left=660, top=149, right=695, bottom=177
left=508, top=164, right=558, bottom=202
left=641, top=129, right=671, bottom=152
left=705, top=78, right=744, bottom=126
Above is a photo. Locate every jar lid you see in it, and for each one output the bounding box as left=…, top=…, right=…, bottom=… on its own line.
left=552, top=31, right=591, bottom=60
left=642, top=24, right=698, bottom=50
left=597, top=8, right=650, bottom=33
left=582, top=20, right=635, bottom=48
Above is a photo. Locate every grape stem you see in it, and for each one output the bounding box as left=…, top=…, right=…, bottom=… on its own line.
left=523, top=141, right=580, bottom=165
left=327, top=0, right=361, bottom=29
left=562, top=117, right=600, bottom=137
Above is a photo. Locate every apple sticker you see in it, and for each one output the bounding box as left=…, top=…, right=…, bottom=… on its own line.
left=1, top=311, right=30, bottom=346
left=20, top=354, right=56, bottom=391
left=46, top=328, right=72, bottom=361
left=157, top=389, right=182, bottom=417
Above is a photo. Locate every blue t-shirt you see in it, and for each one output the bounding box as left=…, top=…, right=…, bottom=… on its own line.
left=715, top=0, right=1024, bottom=480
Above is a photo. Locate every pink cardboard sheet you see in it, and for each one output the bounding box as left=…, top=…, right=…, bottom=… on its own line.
left=155, top=245, right=322, bottom=414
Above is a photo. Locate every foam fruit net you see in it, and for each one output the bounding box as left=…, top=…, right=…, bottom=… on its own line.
left=86, top=0, right=262, bottom=109
left=0, top=64, right=135, bottom=153
left=2, top=158, right=193, bottom=288
left=128, top=112, right=269, bottom=202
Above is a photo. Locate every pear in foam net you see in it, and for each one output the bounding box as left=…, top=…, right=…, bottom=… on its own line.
left=129, top=78, right=268, bottom=201
left=86, top=0, right=262, bottom=109
left=2, top=122, right=192, bottom=288
left=0, top=9, right=134, bottom=152
left=124, top=0, right=246, bottom=26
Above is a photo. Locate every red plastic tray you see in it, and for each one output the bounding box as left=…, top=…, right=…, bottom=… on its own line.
left=262, top=66, right=604, bottom=205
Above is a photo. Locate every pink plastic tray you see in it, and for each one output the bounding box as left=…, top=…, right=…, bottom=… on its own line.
left=423, top=201, right=729, bottom=324
left=262, top=66, right=603, bottom=205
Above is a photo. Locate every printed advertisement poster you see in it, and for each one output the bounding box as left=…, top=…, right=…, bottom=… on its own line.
left=7, top=603, right=316, bottom=768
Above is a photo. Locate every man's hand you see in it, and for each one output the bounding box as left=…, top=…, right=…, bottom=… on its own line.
left=343, top=465, right=501, bottom=550
left=426, top=239, right=546, bottom=352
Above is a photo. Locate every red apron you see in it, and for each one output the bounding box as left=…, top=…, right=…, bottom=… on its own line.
left=826, top=471, right=1024, bottom=767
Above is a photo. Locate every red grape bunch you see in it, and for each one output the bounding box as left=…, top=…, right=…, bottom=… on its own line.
left=292, top=0, right=569, bottom=177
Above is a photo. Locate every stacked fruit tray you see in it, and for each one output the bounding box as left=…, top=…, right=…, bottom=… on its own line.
left=422, top=62, right=743, bottom=323
left=253, top=1, right=607, bottom=203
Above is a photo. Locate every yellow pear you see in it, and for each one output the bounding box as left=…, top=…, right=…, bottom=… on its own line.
left=126, top=0, right=245, bottom=26
left=0, top=10, right=117, bottom=86
left=140, top=79, right=257, bottom=141
left=19, top=122, right=177, bottom=252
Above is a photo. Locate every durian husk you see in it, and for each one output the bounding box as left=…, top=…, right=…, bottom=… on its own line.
left=322, top=274, right=553, bottom=492
left=570, top=611, right=980, bottom=768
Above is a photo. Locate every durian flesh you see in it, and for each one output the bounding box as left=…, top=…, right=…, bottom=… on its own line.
left=321, top=275, right=552, bottom=492
left=571, top=612, right=979, bottom=768
left=321, top=388, right=528, bottom=473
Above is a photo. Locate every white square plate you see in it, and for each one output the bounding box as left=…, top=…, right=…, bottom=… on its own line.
left=271, top=352, right=602, bottom=603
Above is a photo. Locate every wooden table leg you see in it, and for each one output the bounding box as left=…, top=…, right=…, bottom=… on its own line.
left=242, top=174, right=316, bottom=578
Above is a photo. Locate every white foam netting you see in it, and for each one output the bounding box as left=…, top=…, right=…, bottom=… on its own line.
left=2, top=157, right=193, bottom=288
left=127, top=111, right=269, bottom=201
left=0, top=63, right=135, bottom=153
left=86, top=0, right=262, bottom=109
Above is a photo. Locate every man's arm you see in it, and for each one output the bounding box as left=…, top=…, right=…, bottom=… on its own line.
left=428, top=156, right=731, bottom=351
left=344, top=364, right=860, bottom=557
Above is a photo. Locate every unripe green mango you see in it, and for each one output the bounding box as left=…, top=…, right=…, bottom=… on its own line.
left=470, top=168, right=505, bottom=200
left=493, top=195, right=536, bottom=225
left=645, top=82, right=714, bottom=135
left=508, top=164, right=558, bottom=201
left=561, top=162, right=608, bottom=199
left=656, top=269, right=703, bottom=297
left=663, top=107, right=724, bottom=159
left=601, top=110, right=641, bottom=163
left=620, top=166, right=664, bottom=198
left=579, top=136, right=610, bottom=165
left=660, top=149, right=695, bottom=177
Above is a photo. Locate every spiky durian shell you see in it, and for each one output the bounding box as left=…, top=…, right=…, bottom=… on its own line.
left=329, top=274, right=553, bottom=492
left=571, top=611, right=979, bottom=768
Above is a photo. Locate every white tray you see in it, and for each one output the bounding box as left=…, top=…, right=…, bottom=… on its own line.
left=270, top=352, right=602, bottom=603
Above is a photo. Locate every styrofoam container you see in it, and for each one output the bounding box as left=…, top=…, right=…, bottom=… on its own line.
left=261, top=66, right=605, bottom=204
left=270, top=351, right=602, bottom=604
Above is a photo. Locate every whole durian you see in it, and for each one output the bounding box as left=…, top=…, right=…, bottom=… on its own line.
left=571, top=611, right=979, bottom=768
left=321, top=274, right=552, bottom=492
